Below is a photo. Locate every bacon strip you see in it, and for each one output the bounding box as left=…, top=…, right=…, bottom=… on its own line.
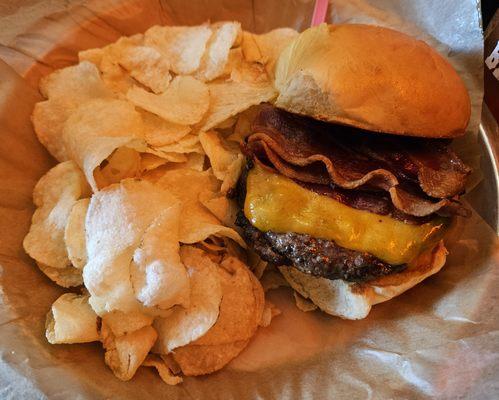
left=246, top=105, right=470, bottom=218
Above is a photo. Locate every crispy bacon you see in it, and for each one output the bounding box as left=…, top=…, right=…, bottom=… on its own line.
left=245, top=105, right=470, bottom=218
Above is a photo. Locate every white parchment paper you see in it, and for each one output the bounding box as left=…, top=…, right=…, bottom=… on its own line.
left=0, top=1, right=497, bottom=399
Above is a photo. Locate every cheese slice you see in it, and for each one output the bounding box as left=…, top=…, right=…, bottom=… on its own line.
left=244, top=164, right=447, bottom=265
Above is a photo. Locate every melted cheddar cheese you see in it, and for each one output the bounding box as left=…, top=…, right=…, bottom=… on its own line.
left=244, top=164, right=447, bottom=265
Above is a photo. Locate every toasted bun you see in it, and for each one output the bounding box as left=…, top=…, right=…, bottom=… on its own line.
left=274, top=24, right=470, bottom=138
left=279, top=241, right=448, bottom=320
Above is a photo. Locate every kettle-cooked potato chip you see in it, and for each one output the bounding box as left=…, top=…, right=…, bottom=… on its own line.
left=172, top=340, right=249, bottom=377
left=241, top=28, right=298, bottom=76
left=101, top=321, right=157, bottom=381
left=196, top=21, right=242, bottom=81
left=153, top=246, right=222, bottom=353
left=93, top=147, right=142, bottom=190
left=183, top=153, right=206, bottom=172
left=37, top=262, right=83, bottom=288
left=83, top=179, right=181, bottom=315
left=199, top=130, right=244, bottom=193
left=156, top=169, right=245, bottom=246
left=62, top=98, right=145, bottom=191
left=46, top=293, right=99, bottom=344
left=141, top=111, right=191, bottom=147
left=142, top=355, right=183, bottom=385
left=157, top=254, right=267, bottom=376
left=144, top=153, right=206, bottom=179
left=130, top=204, right=190, bottom=310
left=144, top=24, right=212, bottom=75
left=80, top=35, right=144, bottom=96
left=119, top=46, right=171, bottom=94
left=28, top=22, right=290, bottom=383
left=23, top=161, right=91, bottom=272
left=154, top=133, right=203, bottom=155
left=139, top=153, right=169, bottom=172
left=127, top=76, right=209, bottom=125
left=199, top=131, right=238, bottom=181
left=32, top=62, right=113, bottom=161
left=199, top=191, right=238, bottom=228
left=64, top=198, right=90, bottom=270
left=194, top=256, right=264, bottom=346
left=145, top=150, right=189, bottom=164
left=226, top=104, right=262, bottom=143
left=102, top=311, right=154, bottom=337
left=199, top=79, right=276, bottom=132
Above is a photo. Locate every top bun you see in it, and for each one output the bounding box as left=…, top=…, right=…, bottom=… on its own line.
left=274, top=24, right=471, bottom=138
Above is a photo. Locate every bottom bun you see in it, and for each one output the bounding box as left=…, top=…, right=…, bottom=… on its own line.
left=279, top=241, right=448, bottom=320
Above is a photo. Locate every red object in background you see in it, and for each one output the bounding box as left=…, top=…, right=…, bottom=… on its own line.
left=484, top=9, right=499, bottom=123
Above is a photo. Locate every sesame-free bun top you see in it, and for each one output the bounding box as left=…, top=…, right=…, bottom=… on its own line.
left=274, top=24, right=471, bottom=138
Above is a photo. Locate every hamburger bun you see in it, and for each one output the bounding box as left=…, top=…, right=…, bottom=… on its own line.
left=279, top=241, right=448, bottom=320
left=274, top=24, right=470, bottom=138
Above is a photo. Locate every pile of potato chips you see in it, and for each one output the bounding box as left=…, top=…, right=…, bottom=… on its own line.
left=23, top=21, right=297, bottom=383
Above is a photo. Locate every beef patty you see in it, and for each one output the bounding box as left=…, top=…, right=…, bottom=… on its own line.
left=235, top=211, right=406, bottom=283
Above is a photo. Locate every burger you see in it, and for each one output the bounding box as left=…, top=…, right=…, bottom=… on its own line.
left=234, top=24, right=471, bottom=319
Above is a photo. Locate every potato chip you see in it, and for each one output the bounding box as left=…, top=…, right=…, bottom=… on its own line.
left=156, top=169, right=245, bottom=246
left=62, top=98, right=145, bottom=191
left=153, top=246, right=222, bottom=353
left=141, top=111, right=191, bottom=147
left=199, top=191, right=238, bottom=228
left=80, top=35, right=144, bottom=96
left=241, top=28, right=298, bottom=75
left=99, top=57, right=135, bottom=97
left=199, top=79, right=276, bottom=132
left=127, top=76, right=209, bottom=125
left=37, top=262, right=83, bottom=288
left=194, top=256, right=263, bottom=346
left=144, top=24, right=212, bottom=75
left=230, top=60, right=270, bottom=85
left=259, top=301, right=281, bottom=327
left=172, top=340, right=249, bottom=376
left=78, top=47, right=104, bottom=66
left=154, top=134, right=203, bottom=155
left=142, top=355, right=183, bottom=385
left=141, top=152, right=205, bottom=183
left=130, top=205, right=190, bottom=310
left=183, top=153, right=206, bottom=172
left=196, top=22, right=241, bottom=81
left=93, top=147, right=142, bottom=190
left=226, top=104, right=262, bottom=143
left=46, top=293, right=99, bottom=344
left=145, top=149, right=189, bottom=164
left=101, top=322, right=157, bottom=381
left=221, top=154, right=244, bottom=193
left=139, top=153, right=168, bottom=172
left=32, top=62, right=113, bottom=161
left=39, top=61, right=106, bottom=100
left=83, top=179, right=181, bottom=315
left=79, top=34, right=143, bottom=69
left=23, top=161, right=91, bottom=272
left=221, top=48, right=244, bottom=77
left=64, top=198, right=90, bottom=269
left=199, top=130, right=244, bottom=193
left=240, top=31, right=262, bottom=64
left=293, top=291, right=318, bottom=312
left=119, top=46, right=171, bottom=94
left=199, top=131, right=237, bottom=180
left=102, top=311, right=154, bottom=337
